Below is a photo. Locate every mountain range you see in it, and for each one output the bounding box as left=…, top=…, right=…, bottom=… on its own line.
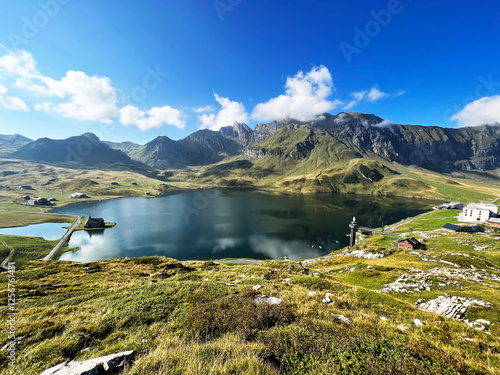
left=2, top=112, right=500, bottom=196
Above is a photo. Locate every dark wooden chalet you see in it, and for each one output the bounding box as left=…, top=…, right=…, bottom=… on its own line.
left=397, top=237, right=422, bottom=250
left=84, top=216, right=105, bottom=229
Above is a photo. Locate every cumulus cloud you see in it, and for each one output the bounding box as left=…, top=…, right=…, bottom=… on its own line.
left=0, top=47, right=186, bottom=129
left=0, top=83, right=29, bottom=111
left=198, top=93, right=248, bottom=130
left=343, top=86, right=404, bottom=110
left=251, top=66, right=341, bottom=122
left=35, top=71, right=119, bottom=123
left=451, top=95, right=500, bottom=126
left=119, top=104, right=185, bottom=130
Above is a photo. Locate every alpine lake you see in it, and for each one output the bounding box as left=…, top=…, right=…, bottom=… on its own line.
left=49, top=189, right=435, bottom=262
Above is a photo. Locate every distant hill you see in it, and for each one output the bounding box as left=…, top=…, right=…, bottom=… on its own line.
left=0, top=134, right=32, bottom=156
left=8, top=133, right=151, bottom=172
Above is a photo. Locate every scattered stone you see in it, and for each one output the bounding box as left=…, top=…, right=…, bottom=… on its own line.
left=462, top=337, right=475, bottom=342
left=235, top=280, right=242, bottom=284
left=379, top=267, right=500, bottom=294
left=40, top=350, right=136, bottom=375
left=238, top=274, right=247, bottom=278
left=301, top=259, right=316, bottom=265
left=204, top=278, right=209, bottom=281
left=474, top=245, right=488, bottom=252
left=367, top=266, right=373, bottom=269
left=397, top=324, right=408, bottom=331
left=253, top=285, right=264, bottom=290
left=283, top=278, right=291, bottom=282
left=379, top=316, right=388, bottom=321
left=343, top=249, right=390, bottom=259
left=84, top=267, right=100, bottom=273
left=415, top=295, right=492, bottom=320
left=413, top=319, right=425, bottom=327
left=322, top=293, right=333, bottom=304
left=225, top=283, right=235, bottom=286
left=332, top=314, right=351, bottom=324
left=307, top=291, right=318, bottom=297
left=80, top=347, right=92, bottom=352
left=254, top=295, right=283, bottom=305
left=311, top=272, right=320, bottom=277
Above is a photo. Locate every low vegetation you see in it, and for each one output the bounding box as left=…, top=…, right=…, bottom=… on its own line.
left=1, top=216, right=499, bottom=374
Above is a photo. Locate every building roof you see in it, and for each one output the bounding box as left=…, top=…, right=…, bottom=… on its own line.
left=442, top=223, right=461, bottom=232
left=397, top=237, right=421, bottom=246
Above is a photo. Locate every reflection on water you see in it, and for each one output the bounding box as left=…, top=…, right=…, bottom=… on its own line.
left=0, top=222, right=69, bottom=241
left=51, top=189, right=435, bottom=262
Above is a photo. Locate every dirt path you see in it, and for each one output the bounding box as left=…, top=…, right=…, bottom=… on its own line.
left=42, top=215, right=82, bottom=261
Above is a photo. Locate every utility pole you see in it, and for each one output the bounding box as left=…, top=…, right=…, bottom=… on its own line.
left=349, top=216, right=358, bottom=247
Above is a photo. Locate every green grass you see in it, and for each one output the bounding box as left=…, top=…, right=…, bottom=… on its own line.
left=394, top=209, right=461, bottom=232
left=0, top=235, right=66, bottom=267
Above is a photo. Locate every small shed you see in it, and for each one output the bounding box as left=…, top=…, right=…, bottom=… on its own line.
left=84, top=216, right=105, bottom=229
left=18, top=185, right=33, bottom=190
left=397, top=237, right=422, bottom=250
left=442, top=223, right=486, bottom=233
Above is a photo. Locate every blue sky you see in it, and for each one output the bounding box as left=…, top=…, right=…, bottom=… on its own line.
left=0, top=0, right=499, bottom=143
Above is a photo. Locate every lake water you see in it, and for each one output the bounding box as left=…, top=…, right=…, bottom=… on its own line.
left=51, top=189, right=434, bottom=262
left=0, top=222, right=69, bottom=241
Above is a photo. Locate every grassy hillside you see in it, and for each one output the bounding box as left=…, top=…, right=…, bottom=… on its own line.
left=1, top=217, right=499, bottom=374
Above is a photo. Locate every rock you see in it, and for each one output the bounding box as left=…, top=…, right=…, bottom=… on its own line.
left=235, top=280, right=242, bottom=284
left=204, top=278, right=209, bottom=281
left=311, top=272, right=320, bottom=277
left=379, top=316, right=388, bottom=321
left=332, top=314, right=351, bottom=324
left=84, top=267, right=99, bottom=273
left=397, top=324, right=408, bottom=331
left=413, top=319, right=425, bottom=327
left=415, top=295, right=492, bottom=320
left=40, top=350, right=136, bottom=375
left=475, top=319, right=491, bottom=325
left=307, top=291, right=317, bottom=297
left=254, top=295, right=283, bottom=305
left=283, top=278, right=291, bottom=282
left=462, top=337, right=475, bottom=342
left=253, top=285, right=264, bottom=290
left=322, top=293, right=333, bottom=304
left=225, top=283, right=235, bottom=286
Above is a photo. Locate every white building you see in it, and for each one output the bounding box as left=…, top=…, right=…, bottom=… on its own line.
left=460, top=203, right=498, bottom=223
left=69, top=192, right=88, bottom=199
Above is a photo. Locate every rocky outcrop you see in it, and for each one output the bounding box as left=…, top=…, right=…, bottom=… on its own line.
left=40, top=350, right=136, bottom=375
left=415, top=295, right=492, bottom=320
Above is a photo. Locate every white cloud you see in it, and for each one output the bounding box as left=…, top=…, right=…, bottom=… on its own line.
left=0, top=47, right=185, bottom=128
left=192, top=105, right=214, bottom=114
left=367, top=87, right=389, bottom=102
left=251, top=66, right=340, bottom=122
left=343, top=86, right=403, bottom=110
left=198, top=93, right=248, bottom=130
left=119, top=104, right=185, bottom=130
left=451, top=95, right=500, bottom=126
left=0, top=83, right=29, bottom=111
left=34, top=71, right=119, bottom=123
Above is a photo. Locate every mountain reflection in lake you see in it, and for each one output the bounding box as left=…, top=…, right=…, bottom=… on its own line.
left=51, top=189, right=435, bottom=262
